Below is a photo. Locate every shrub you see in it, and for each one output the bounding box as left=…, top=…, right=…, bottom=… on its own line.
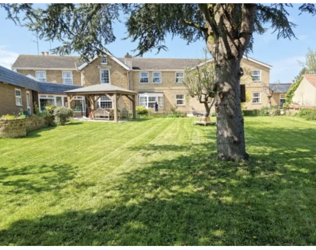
left=0, top=114, right=16, bottom=120
left=297, top=108, right=316, bottom=120
left=53, top=107, right=74, bottom=125
left=136, top=106, right=148, bottom=115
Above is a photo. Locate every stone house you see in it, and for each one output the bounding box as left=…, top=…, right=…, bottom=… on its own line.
left=0, top=65, right=80, bottom=117
left=11, top=51, right=276, bottom=115
left=292, top=74, right=316, bottom=107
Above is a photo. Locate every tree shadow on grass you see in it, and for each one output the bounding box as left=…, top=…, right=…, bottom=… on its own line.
left=0, top=164, right=78, bottom=195
left=1, top=126, right=316, bottom=245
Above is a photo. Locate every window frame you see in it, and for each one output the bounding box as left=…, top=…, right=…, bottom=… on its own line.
left=100, top=69, right=110, bottom=84
left=175, top=72, right=184, bottom=84
left=139, top=72, right=149, bottom=84
left=26, top=91, right=31, bottom=114
left=35, top=71, right=47, bottom=82
left=62, top=71, right=73, bottom=85
left=152, top=72, right=162, bottom=84
left=252, top=92, right=261, bottom=104
left=138, top=93, right=163, bottom=109
left=251, top=70, right=261, bottom=82
left=98, top=96, right=113, bottom=109
left=175, top=94, right=185, bottom=106
left=101, top=56, right=107, bottom=64
left=15, top=88, right=22, bottom=107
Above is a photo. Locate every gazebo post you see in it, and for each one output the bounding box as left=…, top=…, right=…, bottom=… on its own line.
left=113, top=93, right=118, bottom=122
left=132, top=95, right=136, bottom=119
left=67, top=96, right=72, bottom=109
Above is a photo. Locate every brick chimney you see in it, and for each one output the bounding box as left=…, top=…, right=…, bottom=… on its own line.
left=124, top=52, right=133, bottom=68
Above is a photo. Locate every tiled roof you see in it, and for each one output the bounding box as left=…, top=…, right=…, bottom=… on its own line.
left=38, top=82, right=81, bottom=94
left=269, top=83, right=292, bottom=93
left=12, top=55, right=80, bottom=69
left=0, top=65, right=39, bottom=91
left=304, top=74, right=316, bottom=88
left=118, top=58, right=200, bottom=70
left=0, top=65, right=80, bottom=94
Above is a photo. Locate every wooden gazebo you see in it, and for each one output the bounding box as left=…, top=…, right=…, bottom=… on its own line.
left=65, top=85, right=137, bottom=122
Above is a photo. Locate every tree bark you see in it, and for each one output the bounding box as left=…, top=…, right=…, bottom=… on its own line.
left=215, top=57, right=247, bottom=161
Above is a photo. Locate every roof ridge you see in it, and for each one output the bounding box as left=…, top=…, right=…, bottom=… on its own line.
left=18, top=54, right=80, bottom=58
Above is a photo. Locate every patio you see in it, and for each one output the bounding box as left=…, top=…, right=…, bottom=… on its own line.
left=65, top=84, right=137, bottom=122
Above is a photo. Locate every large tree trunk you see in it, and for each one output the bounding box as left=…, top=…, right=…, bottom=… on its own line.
left=215, top=58, right=247, bottom=161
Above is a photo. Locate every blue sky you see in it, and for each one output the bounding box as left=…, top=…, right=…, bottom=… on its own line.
left=0, top=3, right=315, bottom=83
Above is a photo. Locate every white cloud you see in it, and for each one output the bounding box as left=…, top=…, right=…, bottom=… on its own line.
left=0, top=46, right=19, bottom=69
left=270, top=55, right=305, bottom=83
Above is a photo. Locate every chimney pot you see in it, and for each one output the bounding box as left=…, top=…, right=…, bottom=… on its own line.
left=41, top=52, right=45, bottom=56
left=46, top=52, right=49, bottom=56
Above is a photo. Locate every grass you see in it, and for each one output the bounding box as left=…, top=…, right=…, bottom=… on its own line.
left=0, top=116, right=316, bottom=245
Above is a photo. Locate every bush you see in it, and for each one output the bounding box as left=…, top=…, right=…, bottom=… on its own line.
left=0, top=114, right=17, bottom=120
left=242, top=110, right=258, bottom=116
left=136, top=106, right=148, bottom=115
left=53, top=107, right=74, bottom=125
left=297, top=108, right=316, bottom=120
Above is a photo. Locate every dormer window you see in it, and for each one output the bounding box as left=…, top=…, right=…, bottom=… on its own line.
left=101, top=57, right=107, bottom=64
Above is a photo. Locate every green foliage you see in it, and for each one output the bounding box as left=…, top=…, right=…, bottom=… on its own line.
left=53, top=107, right=74, bottom=125
left=243, top=106, right=281, bottom=117
left=297, top=108, right=316, bottom=120
left=136, top=106, right=148, bottom=115
left=283, top=78, right=303, bottom=108
left=0, top=114, right=17, bottom=120
left=1, top=4, right=315, bottom=59
left=33, top=102, right=40, bottom=115
left=241, top=90, right=251, bottom=111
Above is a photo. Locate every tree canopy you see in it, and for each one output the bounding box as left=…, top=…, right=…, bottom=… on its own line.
left=1, top=3, right=315, bottom=61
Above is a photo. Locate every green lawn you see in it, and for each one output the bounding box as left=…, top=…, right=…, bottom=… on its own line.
left=0, top=116, right=316, bottom=245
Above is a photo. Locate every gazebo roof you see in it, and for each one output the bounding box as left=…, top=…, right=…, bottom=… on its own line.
left=65, top=84, right=137, bottom=95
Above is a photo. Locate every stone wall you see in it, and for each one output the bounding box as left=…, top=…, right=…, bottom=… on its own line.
left=25, top=116, right=47, bottom=132
left=0, top=116, right=47, bottom=138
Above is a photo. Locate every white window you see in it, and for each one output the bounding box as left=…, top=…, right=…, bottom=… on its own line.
left=175, top=72, right=184, bottom=83
left=176, top=94, right=185, bottom=106
left=39, top=95, right=55, bottom=112
left=98, top=96, right=113, bottom=109
left=140, top=72, right=149, bottom=84
left=39, top=95, right=85, bottom=112
left=252, top=92, right=261, bottom=104
left=100, top=69, right=110, bottom=84
left=101, top=57, right=107, bottom=64
left=26, top=91, right=31, bottom=114
left=73, top=96, right=86, bottom=112
left=153, top=72, right=161, bottom=84
left=138, top=93, right=163, bottom=109
left=252, top=70, right=261, bottom=81
left=15, top=89, right=22, bottom=106
left=62, top=71, right=73, bottom=85
left=35, top=71, right=46, bottom=82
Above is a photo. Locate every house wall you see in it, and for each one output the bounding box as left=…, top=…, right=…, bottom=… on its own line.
left=131, top=58, right=271, bottom=113
left=81, top=56, right=130, bottom=110
left=0, top=82, right=33, bottom=116
left=131, top=70, right=192, bottom=112
left=292, top=78, right=316, bottom=106
left=240, top=58, right=271, bottom=110
left=17, top=69, right=81, bottom=86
